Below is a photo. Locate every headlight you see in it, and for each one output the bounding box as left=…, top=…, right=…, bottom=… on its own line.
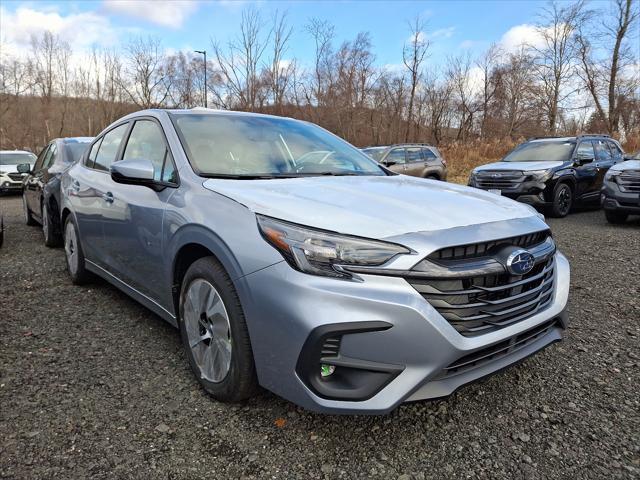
left=527, top=169, right=552, bottom=180
left=256, top=214, right=411, bottom=278
left=604, top=170, right=620, bottom=181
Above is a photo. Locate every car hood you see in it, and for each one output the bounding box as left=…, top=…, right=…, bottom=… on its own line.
left=609, top=159, right=640, bottom=172
left=203, top=175, right=540, bottom=239
left=474, top=161, right=566, bottom=172
left=0, top=164, right=20, bottom=173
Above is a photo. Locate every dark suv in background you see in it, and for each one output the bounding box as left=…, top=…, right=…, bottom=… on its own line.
left=361, top=144, right=447, bottom=180
left=468, top=135, right=624, bottom=217
left=601, top=151, right=640, bottom=224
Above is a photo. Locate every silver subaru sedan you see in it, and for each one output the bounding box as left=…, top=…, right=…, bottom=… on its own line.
left=58, top=109, right=570, bottom=414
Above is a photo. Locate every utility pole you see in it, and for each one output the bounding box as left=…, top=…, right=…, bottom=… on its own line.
left=194, top=50, right=207, bottom=107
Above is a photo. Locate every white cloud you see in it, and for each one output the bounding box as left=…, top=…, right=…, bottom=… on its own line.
left=499, top=24, right=544, bottom=52
left=103, top=0, right=198, bottom=29
left=428, top=27, right=455, bottom=40
left=407, top=26, right=455, bottom=45
left=459, top=40, right=476, bottom=50
left=0, top=6, right=117, bottom=56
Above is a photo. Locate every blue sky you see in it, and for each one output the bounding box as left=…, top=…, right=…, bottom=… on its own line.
left=0, top=0, right=594, bottom=66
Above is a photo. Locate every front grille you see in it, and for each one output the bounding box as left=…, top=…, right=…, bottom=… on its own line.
left=474, top=170, right=525, bottom=190
left=408, top=255, right=555, bottom=337
left=429, top=231, right=550, bottom=261
left=617, top=170, right=640, bottom=193
left=7, top=173, right=24, bottom=182
left=439, top=319, right=558, bottom=377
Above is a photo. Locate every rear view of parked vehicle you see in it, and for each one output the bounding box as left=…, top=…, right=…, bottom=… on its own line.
left=20, top=137, right=92, bottom=246
left=468, top=135, right=624, bottom=217
left=0, top=151, right=36, bottom=194
left=361, top=144, right=447, bottom=180
left=601, top=154, right=640, bottom=224
left=58, top=108, right=569, bottom=415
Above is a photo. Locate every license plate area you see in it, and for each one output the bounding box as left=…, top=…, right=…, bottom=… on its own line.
left=488, top=189, right=502, bottom=195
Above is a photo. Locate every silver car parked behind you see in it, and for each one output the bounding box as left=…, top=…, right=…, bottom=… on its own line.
left=59, top=109, right=570, bottom=414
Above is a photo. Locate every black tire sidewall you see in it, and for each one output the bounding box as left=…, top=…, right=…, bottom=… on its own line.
left=178, top=257, right=257, bottom=402
left=551, top=183, right=573, bottom=217
left=64, top=215, right=89, bottom=284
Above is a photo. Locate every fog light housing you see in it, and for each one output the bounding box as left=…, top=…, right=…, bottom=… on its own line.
left=320, top=364, right=335, bottom=378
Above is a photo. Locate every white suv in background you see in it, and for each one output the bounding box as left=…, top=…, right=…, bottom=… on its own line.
left=0, top=150, right=36, bottom=194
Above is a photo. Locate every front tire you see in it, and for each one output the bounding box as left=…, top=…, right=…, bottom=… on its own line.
left=605, top=210, right=628, bottom=224
left=63, top=216, right=91, bottom=285
left=179, top=257, right=258, bottom=402
left=23, top=194, right=37, bottom=226
left=549, top=182, right=573, bottom=218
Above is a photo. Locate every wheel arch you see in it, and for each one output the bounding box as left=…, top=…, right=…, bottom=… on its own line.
left=168, top=225, right=247, bottom=319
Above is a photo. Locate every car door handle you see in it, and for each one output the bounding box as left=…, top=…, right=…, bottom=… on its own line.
left=102, top=192, right=114, bottom=203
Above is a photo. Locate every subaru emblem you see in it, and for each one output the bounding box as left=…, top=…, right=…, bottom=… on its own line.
left=506, top=249, right=535, bottom=275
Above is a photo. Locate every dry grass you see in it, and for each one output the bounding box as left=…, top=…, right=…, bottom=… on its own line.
left=439, top=138, right=521, bottom=184
left=440, top=134, right=640, bottom=185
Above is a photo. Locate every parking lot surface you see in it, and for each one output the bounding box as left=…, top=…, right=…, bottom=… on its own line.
left=1, top=194, right=638, bottom=479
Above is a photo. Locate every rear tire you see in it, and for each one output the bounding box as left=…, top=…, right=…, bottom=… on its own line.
left=42, top=201, right=62, bottom=247
left=179, top=256, right=258, bottom=403
left=549, top=182, right=573, bottom=218
left=605, top=210, right=628, bottom=224
left=63, top=216, right=91, bottom=285
left=23, top=194, right=37, bottom=226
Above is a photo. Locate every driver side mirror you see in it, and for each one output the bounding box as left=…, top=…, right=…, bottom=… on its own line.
left=111, top=158, right=162, bottom=190
left=17, top=163, right=32, bottom=174
left=575, top=153, right=594, bottom=166
left=383, top=160, right=397, bottom=167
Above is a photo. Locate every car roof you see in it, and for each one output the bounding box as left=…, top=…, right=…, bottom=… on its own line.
left=123, top=107, right=300, bottom=123
left=529, top=137, right=577, bottom=143
left=61, top=137, right=94, bottom=144
left=0, top=150, right=35, bottom=154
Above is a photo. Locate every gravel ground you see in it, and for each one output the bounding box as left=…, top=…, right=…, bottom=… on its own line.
left=1, top=194, right=639, bottom=479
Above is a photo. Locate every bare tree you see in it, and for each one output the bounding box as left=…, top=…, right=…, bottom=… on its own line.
left=476, top=43, right=502, bottom=138
left=211, top=8, right=270, bottom=110
left=403, top=15, right=430, bottom=141
left=267, top=11, right=294, bottom=112
left=532, top=1, right=586, bottom=134
left=120, top=36, right=171, bottom=109
left=577, top=0, right=639, bottom=134
left=305, top=18, right=335, bottom=111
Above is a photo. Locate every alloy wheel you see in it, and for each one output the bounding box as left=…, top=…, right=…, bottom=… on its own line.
left=182, top=279, right=232, bottom=383
left=42, top=203, right=49, bottom=238
left=557, top=185, right=571, bottom=215
left=64, top=221, right=78, bottom=274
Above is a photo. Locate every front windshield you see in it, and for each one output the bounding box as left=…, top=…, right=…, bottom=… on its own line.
left=0, top=152, right=36, bottom=165
left=503, top=141, right=575, bottom=162
left=362, top=148, right=386, bottom=162
left=170, top=113, right=386, bottom=177
left=64, top=142, right=92, bottom=163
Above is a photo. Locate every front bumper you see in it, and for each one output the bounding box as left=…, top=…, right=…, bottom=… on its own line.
left=0, top=178, right=23, bottom=193
left=601, top=181, right=640, bottom=214
left=240, top=251, right=570, bottom=414
left=468, top=177, right=551, bottom=207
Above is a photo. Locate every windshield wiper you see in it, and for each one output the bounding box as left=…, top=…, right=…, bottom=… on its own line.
left=199, top=173, right=301, bottom=180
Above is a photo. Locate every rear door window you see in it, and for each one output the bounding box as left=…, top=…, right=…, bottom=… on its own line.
left=33, top=146, right=50, bottom=171
left=85, top=138, right=102, bottom=168
left=42, top=143, right=57, bottom=170
left=594, top=140, right=612, bottom=162
left=406, top=147, right=422, bottom=163
left=607, top=141, right=623, bottom=162
left=94, top=123, right=128, bottom=172
left=422, top=147, right=437, bottom=160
